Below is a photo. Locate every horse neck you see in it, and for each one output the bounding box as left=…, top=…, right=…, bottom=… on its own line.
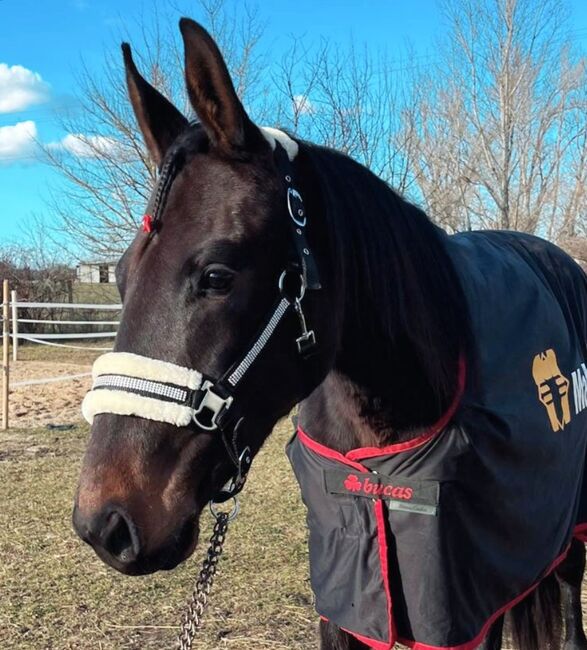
left=297, top=145, right=467, bottom=453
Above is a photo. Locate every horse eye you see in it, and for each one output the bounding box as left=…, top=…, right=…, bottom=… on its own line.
left=200, top=266, right=234, bottom=293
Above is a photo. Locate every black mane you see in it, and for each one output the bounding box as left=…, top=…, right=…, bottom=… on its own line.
left=299, top=141, right=470, bottom=429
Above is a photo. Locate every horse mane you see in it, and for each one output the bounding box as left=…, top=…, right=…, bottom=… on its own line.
left=298, top=141, right=471, bottom=416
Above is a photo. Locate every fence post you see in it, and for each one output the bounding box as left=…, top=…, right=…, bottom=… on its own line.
left=11, top=289, right=17, bottom=362
left=2, top=280, right=9, bottom=430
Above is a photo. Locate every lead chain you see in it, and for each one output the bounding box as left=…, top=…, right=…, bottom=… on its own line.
left=176, top=512, right=229, bottom=650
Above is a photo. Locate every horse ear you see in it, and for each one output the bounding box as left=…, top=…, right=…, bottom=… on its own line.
left=121, top=43, right=188, bottom=166
left=179, top=18, right=259, bottom=154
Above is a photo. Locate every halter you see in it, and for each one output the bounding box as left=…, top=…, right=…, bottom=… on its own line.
left=82, top=130, right=320, bottom=503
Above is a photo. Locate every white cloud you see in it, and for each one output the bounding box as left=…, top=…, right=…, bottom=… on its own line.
left=0, top=64, right=50, bottom=114
left=0, top=124, right=124, bottom=166
left=0, top=121, right=38, bottom=162
left=293, top=94, right=315, bottom=115
left=49, top=133, right=120, bottom=158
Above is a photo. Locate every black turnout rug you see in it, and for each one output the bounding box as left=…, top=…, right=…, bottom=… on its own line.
left=287, top=231, right=587, bottom=650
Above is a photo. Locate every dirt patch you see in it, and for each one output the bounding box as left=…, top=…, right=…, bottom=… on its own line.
left=7, top=360, right=92, bottom=428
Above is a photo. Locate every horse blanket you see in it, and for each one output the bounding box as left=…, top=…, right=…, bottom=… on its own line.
left=286, top=231, right=587, bottom=650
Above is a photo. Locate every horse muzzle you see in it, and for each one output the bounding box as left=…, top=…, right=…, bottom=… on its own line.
left=72, top=501, right=199, bottom=575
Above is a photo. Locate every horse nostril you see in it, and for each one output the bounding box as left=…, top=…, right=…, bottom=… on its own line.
left=101, top=508, right=139, bottom=564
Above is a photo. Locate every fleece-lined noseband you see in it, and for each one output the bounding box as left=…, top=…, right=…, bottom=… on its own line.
left=82, top=129, right=320, bottom=501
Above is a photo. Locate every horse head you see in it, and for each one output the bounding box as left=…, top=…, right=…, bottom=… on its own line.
left=72, top=18, right=336, bottom=575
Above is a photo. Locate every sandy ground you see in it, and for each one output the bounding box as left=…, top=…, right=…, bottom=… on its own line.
left=7, top=360, right=92, bottom=428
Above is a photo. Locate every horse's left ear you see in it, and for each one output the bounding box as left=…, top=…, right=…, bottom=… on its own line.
left=179, top=18, right=261, bottom=154
left=122, top=43, right=189, bottom=165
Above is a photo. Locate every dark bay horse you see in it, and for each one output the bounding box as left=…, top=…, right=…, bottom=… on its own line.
left=73, top=18, right=587, bottom=650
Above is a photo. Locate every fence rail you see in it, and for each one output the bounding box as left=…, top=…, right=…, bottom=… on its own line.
left=17, top=319, right=120, bottom=325
left=14, top=301, right=122, bottom=310
left=2, top=284, right=121, bottom=429
left=12, top=337, right=113, bottom=351
left=14, top=332, right=117, bottom=340
left=11, top=372, right=93, bottom=388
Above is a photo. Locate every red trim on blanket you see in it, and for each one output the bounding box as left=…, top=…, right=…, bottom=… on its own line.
left=317, top=521, right=397, bottom=650
left=296, top=426, right=369, bottom=472
left=298, top=430, right=396, bottom=648
left=397, top=536, right=579, bottom=650
left=341, top=627, right=391, bottom=650
left=375, top=499, right=397, bottom=647
left=297, top=356, right=466, bottom=464
left=322, top=619, right=395, bottom=650
left=323, top=533, right=584, bottom=650
left=347, top=355, right=466, bottom=461
left=573, top=523, right=587, bottom=542
left=319, top=615, right=391, bottom=649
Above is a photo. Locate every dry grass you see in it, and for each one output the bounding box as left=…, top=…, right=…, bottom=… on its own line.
left=0, top=421, right=316, bottom=649
left=16, top=340, right=105, bottom=366
left=71, top=283, right=121, bottom=305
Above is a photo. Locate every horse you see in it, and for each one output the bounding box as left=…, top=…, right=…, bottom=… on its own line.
left=72, top=18, right=587, bottom=650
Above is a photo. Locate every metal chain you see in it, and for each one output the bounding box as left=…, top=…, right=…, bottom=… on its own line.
left=176, top=512, right=230, bottom=650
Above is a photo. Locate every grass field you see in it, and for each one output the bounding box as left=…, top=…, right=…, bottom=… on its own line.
left=16, top=340, right=104, bottom=366
left=0, top=420, right=317, bottom=649
left=71, top=284, right=121, bottom=305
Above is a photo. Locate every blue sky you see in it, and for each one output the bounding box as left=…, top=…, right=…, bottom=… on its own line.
left=1, top=0, right=587, bottom=251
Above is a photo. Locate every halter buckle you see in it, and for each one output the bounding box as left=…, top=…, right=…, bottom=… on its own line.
left=296, top=330, right=317, bottom=356
left=192, top=381, right=233, bottom=431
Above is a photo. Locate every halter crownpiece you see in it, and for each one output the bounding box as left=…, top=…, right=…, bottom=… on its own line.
left=259, top=126, right=299, bottom=160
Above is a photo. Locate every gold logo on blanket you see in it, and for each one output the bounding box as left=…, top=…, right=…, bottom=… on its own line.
left=532, top=349, right=571, bottom=432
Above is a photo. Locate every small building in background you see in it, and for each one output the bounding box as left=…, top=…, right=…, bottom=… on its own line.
left=76, top=261, right=118, bottom=284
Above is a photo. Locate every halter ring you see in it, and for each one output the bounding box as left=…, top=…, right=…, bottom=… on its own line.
left=279, top=269, right=306, bottom=302
left=210, top=496, right=240, bottom=522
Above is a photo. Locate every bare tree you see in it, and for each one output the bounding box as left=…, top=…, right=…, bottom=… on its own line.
left=411, top=0, right=587, bottom=238
left=0, top=228, right=77, bottom=334
left=44, top=0, right=270, bottom=259
left=274, top=39, right=422, bottom=195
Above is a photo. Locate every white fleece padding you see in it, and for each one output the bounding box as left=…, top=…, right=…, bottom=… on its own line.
left=91, top=352, right=202, bottom=390
left=82, top=389, right=193, bottom=427
left=260, top=127, right=299, bottom=161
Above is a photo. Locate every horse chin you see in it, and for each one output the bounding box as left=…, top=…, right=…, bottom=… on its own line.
left=146, top=515, right=201, bottom=575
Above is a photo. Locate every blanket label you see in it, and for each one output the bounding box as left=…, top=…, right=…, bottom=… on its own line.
left=323, top=469, right=439, bottom=515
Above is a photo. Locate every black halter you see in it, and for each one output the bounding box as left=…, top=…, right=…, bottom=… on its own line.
left=193, top=140, right=321, bottom=501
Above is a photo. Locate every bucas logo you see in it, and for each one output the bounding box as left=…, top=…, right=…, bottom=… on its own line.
left=532, top=349, right=587, bottom=432
left=342, top=473, right=414, bottom=500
